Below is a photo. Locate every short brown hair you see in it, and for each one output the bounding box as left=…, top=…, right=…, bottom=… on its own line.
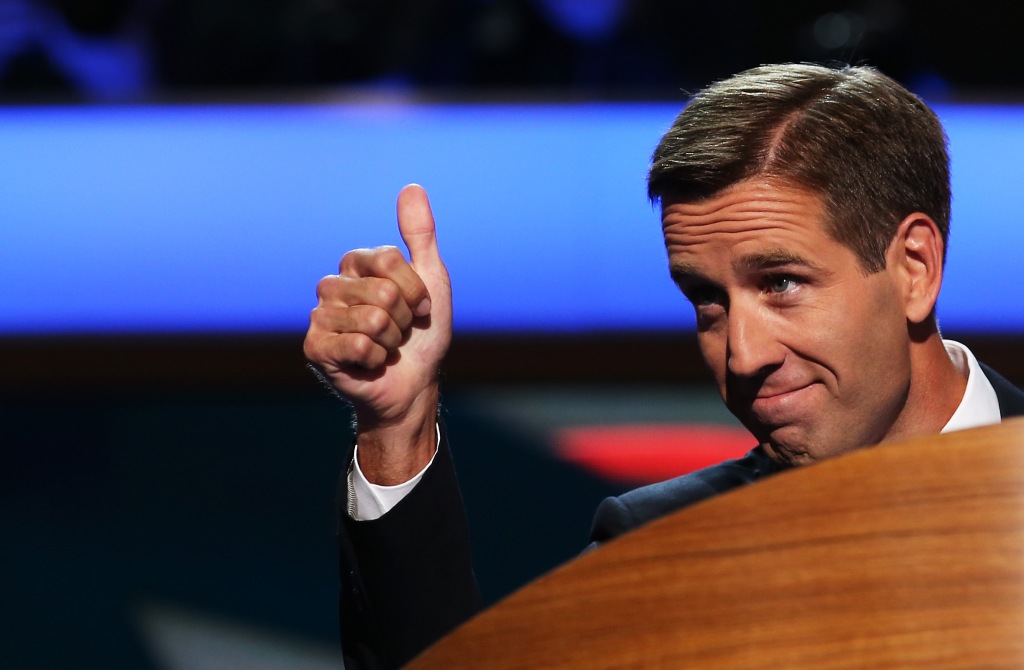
left=647, top=63, right=950, bottom=272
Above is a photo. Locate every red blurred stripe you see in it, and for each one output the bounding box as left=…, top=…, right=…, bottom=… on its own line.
left=553, top=424, right=754, bottom=484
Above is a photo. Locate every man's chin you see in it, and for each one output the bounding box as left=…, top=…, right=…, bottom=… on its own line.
left=734, top=411, right=829, bottom=466
left=760, top=423, right=866, bottom=467
left=759, top=425, right=818, bottom=467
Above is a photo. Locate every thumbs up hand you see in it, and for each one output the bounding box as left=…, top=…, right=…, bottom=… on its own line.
left=305, top=185, right=452, bottom=484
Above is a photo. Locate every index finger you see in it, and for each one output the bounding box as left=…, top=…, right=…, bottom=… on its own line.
left=338, top=246, right=431, bottom=315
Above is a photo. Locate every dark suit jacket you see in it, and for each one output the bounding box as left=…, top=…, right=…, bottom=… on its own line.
left=338, top=363, right=1024, bottom=669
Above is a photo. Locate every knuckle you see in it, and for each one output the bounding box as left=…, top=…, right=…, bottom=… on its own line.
left=315, top=275, right=336, bottom=298
left=359, top=306, right=389, bottom=337
left=349, top=333, right=377, bottom=361
left=375, top=246, right=405, bottom=272
left=308, top=305, right=334, bottom=330
left=374, top=281, right=401, bottom=309
left=339, top=248, right=370, bottom=274
left=302, top=335, right=317, bottom=362
left=338, top=251, right=357, bottom=274
left=304, top=333, right=334, bottom=367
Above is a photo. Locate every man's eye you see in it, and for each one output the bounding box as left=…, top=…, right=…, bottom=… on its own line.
left=766, top=276, right=798, bottom=294
left=687, top=287, right=725, bottom=308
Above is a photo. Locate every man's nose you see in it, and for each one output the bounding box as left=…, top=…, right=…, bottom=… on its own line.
left=726, top=302, right=784, bottom=379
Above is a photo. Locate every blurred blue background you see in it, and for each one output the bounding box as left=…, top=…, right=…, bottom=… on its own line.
left=1, top=102, right=1023, bottom=334
left=2, top=1, right=1022, bottom=668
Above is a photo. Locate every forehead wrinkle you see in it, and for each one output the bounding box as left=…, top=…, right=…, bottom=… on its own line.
left=667, top=198, right=810, bottom=218
left=663, top=217, right=806, bottom=242
left=662, top=179, right=825, bottom=233
left=662, top=179, right=832, bottom=282
left=663, top=205, right=811, bottom=233
left=662, top=201, right=820, bottom=243
left=664, top=181, right=816, bottom=217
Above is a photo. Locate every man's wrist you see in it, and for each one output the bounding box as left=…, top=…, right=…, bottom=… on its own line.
left=354, top=385, right=440, bottom=485
left=348, top=424, right=441, bottom=520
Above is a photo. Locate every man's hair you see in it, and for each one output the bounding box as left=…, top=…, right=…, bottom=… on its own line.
left=647, top=63, right=951, bottom=272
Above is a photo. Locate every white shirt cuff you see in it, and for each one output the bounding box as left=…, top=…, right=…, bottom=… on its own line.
left=347, top=424, right=440, bottom=521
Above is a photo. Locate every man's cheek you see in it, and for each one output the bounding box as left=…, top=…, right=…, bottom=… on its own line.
left=697, top=336, right=728, bottom=389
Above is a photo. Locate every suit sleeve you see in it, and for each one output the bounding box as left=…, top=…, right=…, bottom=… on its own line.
left=587, top=495, right=638, bottom=549
left=337, top=422, right=482, bottom=669
left=586, top=447, right=775, bottom=551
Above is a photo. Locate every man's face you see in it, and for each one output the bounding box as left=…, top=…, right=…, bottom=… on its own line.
left=663, top=179, right=912, bottom=466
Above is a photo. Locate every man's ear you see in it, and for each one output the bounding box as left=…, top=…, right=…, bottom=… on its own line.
left=888, top=213, right=944, bottom=324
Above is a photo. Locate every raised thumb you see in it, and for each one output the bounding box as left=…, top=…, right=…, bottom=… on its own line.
left=396, top=184, right=441, bottom=270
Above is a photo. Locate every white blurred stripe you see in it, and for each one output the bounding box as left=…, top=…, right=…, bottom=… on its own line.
left=138, top=602, right=343, bottom=670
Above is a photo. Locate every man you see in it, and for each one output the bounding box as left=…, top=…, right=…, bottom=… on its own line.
left=304, top=63, right=1024, bottom=669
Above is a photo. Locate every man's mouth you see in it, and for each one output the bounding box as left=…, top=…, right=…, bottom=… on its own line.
left=748, top=384, right=816, bottom=424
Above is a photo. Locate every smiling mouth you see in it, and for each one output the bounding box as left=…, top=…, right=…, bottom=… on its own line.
left=748, top=384, right=815, bottom=422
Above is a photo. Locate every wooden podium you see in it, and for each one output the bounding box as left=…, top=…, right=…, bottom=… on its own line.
left=407, top=418, right=1024, bottom=669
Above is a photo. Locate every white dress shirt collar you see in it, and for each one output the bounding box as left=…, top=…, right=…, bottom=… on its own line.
left=941, top=339, right=1002, bottom=433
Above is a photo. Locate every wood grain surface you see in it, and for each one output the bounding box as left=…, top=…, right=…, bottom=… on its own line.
left=408, top=418, right=1024, bottom=669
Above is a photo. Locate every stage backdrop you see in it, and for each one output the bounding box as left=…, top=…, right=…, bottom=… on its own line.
left=1, top=99, right=1021, bottom=334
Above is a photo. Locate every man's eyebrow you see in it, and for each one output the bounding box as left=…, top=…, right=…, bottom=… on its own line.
left=668, top=262, right=705, bottom=284
left=736, top=249, right=825, bottom=274
left=669, top=251, right=826, bottom=284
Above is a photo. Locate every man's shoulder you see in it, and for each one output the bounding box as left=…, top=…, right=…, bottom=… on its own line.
left=589, top=446, right=782, bottom=544
left=980, top=362, right=1024, bottom=418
